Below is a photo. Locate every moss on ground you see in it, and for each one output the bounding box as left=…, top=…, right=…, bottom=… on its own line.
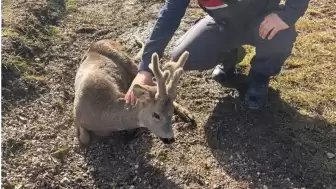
left=1, top=0, right=68, bottom=85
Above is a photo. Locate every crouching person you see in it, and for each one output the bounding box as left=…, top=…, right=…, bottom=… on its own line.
left=125, top=0, right=310, bottom=109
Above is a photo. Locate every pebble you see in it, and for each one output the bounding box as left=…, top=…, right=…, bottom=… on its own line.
left=75, top=176, right=83, bottom=182
left=31, top=157, right=39, bottom=166
left=17, top=116, right=28, bottom=124
left=263, top=185, right=268, bottom=189
left=326, top=152, right=335, bottom=159
left=15, top=184, right=23, bottom=189
left=24, top=184, right=33, bottom=188
left=61, top=177, right=70, bottom=184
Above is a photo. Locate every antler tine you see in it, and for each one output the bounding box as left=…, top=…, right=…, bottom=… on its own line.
left=167, top=68, right=184, bottom=97
left=163, top=70, right=170, bottom=85
left=163, top=51, right=190, bottom=82
left=163, top=62, right=175, bottom=82
left=175, top=51, right=189, bottom=70
left=165, top=51, right=189, bottom=97
left=149, top=53, right=167, bottom=97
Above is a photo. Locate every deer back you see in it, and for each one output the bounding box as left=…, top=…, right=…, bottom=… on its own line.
left=74, top=39, right=140, bottom=131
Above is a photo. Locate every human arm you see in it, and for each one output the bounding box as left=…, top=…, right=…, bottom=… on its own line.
left=138, top=0, right=190, bottom=73
left=125, top=0, right=190, bottom=105
left=277, top=0, right=311, bottom=26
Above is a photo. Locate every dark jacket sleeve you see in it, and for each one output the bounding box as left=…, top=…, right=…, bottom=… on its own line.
left=139, top=0, right=190, bottom=73
left=277, top=0, right=311, bottom=26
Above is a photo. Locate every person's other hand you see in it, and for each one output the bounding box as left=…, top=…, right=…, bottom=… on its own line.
left=125, top=71, right=154, bottom=106
left=259, top=13, right=289, bottom=40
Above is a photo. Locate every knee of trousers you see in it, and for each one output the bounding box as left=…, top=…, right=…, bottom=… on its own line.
left=253, top=31, right=297, bottom=75
left=263, top=27, right=297, bottom=58
left=171, top=45, right=220, bottom=71
left=252, top=44, right=294, bottom=76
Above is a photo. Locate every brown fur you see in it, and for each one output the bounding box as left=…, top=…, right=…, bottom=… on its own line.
left=73, top=39, right=191, bottom=145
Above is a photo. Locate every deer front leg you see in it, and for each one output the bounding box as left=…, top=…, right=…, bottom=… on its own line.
left=173, top=101, right=196, bottom=125
left=76, top=122, right=91, bottom=146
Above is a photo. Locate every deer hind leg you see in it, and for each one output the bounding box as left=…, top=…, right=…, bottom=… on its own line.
left=173, top=101, right=196, bottom=125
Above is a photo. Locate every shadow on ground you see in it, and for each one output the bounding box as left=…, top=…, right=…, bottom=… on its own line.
left=205, top=75, right=336, bottom=189
left=82, top=130, right=182, bottom=189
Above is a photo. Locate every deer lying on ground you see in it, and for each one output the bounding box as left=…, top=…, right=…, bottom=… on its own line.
left=73, top=39, right=193, bottom=146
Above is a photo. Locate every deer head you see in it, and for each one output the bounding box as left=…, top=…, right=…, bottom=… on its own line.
left=132, top=51, right=189, bottom=144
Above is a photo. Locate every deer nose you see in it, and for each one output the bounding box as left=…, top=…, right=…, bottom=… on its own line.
left=160, top=137, right=175, bottom=144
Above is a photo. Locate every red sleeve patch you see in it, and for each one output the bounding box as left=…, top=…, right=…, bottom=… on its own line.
left=198, top=0, right=225, bottom=7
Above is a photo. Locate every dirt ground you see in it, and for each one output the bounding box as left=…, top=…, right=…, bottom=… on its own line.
left=1, top=0, right=336, bottom=189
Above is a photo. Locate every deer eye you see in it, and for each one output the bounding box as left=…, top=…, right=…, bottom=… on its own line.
left=152, top=112, right=161, bottom=120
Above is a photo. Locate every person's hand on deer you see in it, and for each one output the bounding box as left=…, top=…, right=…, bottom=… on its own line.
left=125, top=70, right=154, bottom=107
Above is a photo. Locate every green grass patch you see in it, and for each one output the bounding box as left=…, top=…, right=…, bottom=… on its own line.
left=3, top=56, right=34, bottom=75
left=1, top=28, right=20, bottom=38
left=66, top=0, right=77, bottom=11
left=49, top=25, right=61, bottom=36
left=23, top=74, right=48, bottom=82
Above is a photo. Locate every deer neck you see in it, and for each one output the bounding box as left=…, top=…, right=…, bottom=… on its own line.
left=111, top=98, right=147, bottom=129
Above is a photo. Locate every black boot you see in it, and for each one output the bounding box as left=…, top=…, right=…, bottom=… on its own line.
left=212, top=46, right=246, bottom=83
left=244, top=70, right=270, bottom=110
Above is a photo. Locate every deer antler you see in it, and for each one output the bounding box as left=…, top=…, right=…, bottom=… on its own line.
left=149, top=53, right=167, bottom=98
left=166, top=51, right=189, bottom=97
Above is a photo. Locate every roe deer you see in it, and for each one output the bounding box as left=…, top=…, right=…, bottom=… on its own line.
left=73, top=39, right=190, bottom=146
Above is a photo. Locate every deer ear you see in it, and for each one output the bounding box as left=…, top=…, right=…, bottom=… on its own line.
left=132, top=84, right=155, bottom=102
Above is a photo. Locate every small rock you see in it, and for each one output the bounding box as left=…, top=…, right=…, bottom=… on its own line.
left=24, top=184, right=33, bottom=188
left=61, top=177, right=70, bottom=185
left=75, top=27, right=97, bottom=34
left=32, top=157, right=39, bottom=166
left=213, top=184, right=220, bottom=189
left=129, top=185, right=135, bottom=189
left=17, top=116, right=28, bottom=123
left=326, top=152, right=335, bottom=159
left=72, top=57, right=79, bottom=61
left=15, top=184, right=23, bottom=189
left=75, top=176, right=83, bottom=182
left=263, top=185, right=268, bottom=189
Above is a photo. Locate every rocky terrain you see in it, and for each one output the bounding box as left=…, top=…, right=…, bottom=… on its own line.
left=2, top=0, right=336, bottom=188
